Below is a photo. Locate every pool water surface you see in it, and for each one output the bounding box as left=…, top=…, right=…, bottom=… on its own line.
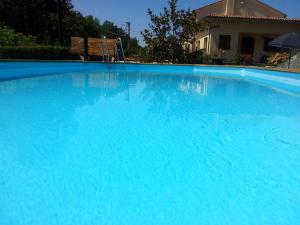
left=0, top=63, right=300, bottom=225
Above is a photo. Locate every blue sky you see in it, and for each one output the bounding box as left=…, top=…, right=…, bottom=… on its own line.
left=72, top=0, right=300, bottom=44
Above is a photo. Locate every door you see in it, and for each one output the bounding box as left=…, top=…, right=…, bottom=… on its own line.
left=241, top=37, right=255, bottom=55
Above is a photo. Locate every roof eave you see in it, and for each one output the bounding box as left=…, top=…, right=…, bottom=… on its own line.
left=204, top=15, right=300, bottom=24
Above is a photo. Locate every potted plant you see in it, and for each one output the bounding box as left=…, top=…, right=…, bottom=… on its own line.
left=211, top=49, right=225, bottom=65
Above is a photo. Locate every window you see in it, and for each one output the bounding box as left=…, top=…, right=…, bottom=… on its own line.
left=241, top=37, right=255, bottom=54
left=218, top=35, right=231, bottom=50
left=264, top=38, right=280, bottom=52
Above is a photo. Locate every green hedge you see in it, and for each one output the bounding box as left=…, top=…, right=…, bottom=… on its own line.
left=0, top=46, right=80, bottom=60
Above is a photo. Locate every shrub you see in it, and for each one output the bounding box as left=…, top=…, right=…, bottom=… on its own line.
left=185, top=50, right=204, bottom=64
left=202, top=53, right=212, bottom=64
left=0, top=26, right=37, bottom=46
left=234, top=53, right=241, bottom=65
left=0, top=46, right=80, bottom=60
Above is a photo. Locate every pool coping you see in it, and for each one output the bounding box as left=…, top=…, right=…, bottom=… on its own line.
left=1, top=59, right=300, bottom=75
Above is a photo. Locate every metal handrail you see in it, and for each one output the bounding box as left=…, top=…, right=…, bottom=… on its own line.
left=118, top=38, right=126, bottom=63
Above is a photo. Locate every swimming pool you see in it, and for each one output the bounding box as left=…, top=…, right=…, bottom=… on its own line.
left=0, top=62, right=300, bottom=225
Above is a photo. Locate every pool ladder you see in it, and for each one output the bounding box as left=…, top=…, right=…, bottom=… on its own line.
left=117, top=38, right=126, bottom=63
left=101, top=37, right=126, bottom=64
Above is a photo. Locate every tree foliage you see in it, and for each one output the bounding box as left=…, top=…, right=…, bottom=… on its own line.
left=0, top=0, right=141, bottom=52
left=142, top=0, right=202, bottom=63
left=0, top=0, right=73, bottom=44
left=0, top=26, right=37, bottom=46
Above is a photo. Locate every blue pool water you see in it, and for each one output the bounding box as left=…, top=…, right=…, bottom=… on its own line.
left=0, top=63, right=300, bottom=225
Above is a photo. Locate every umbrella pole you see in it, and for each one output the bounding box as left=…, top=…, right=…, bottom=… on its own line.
left=288, top=48, right=292, bottom=69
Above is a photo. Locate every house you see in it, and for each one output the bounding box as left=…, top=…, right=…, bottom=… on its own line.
left=193, top=0, right=300, bottom=63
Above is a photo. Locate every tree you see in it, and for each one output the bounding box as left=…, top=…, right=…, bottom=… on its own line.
left=83, top=16, right=102, bottom=38
left=0, top=0, right=74, bottom=44
left=142, top=0, right=202, bottom=63
left=0, top=26, right=37, bottom=46
left=63, top=13, right=103, bottom=40
left=101, top=21, right=127, bottom=41
left=0, top=0, right=104, bottom=44
left=0, top=0, right=142, bottom=49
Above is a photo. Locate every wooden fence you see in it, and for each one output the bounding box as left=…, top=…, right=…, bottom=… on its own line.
left=71, top=37, right=118, bottom=57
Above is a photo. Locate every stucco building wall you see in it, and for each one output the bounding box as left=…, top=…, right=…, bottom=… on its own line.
left=195, top=19, right=300, bottom=63
left=193, top=0, right=300, bottom=64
